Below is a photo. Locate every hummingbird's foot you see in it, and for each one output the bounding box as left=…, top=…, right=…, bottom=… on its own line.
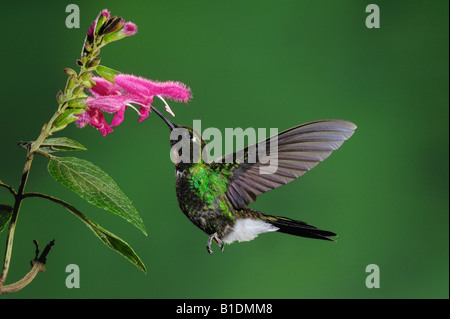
left=206, top=232, right=224, bottom=255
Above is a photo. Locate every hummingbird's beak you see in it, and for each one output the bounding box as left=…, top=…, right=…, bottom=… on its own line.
left=150, top=106, right=175, bottom=131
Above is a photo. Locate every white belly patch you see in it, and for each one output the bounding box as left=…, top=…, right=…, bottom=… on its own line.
left=222, top=219, right=279, bottom=244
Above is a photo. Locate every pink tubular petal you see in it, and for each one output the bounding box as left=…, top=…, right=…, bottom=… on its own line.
left=127, top=94, right=153, bottom=107
left=89, top=77, right=121, bottom=97
left=99, top=125, right=114, bottom=136
left=77, top=108, right=114, bottom=136
left=88, top=109, right=114, bottom=136
left=114, top=74, right=151, bottom=100
left=111, top=106, right=127, bottom=127
left=86, top=109, right=103, bottom=128
left=75, top=111, right=90, bottom=128
left=157, top=81, right=192, bottom=103
left=114, top=74, right=192, bottom=103
left=138, top=106, right=150, bottom=122
left=86, top=95, right=129, bottom=113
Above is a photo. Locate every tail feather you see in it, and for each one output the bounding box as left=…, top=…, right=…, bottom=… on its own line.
left=261, top=214, right=337, bottom=242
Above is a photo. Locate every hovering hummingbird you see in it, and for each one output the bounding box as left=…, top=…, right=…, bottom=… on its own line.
left=150, top=106, right=356, bottom=254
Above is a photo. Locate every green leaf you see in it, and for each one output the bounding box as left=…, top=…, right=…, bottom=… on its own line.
left=0, top=204, right=12, bottom=233
left=23, top=193, right=146, bottom=273
left=40, top=137, right=87, bottom=153
left=87, top=220, right=147, bottom=273
left=48, top=156, right=147, bottom=235
left=96, top=65, right=120, bottom=84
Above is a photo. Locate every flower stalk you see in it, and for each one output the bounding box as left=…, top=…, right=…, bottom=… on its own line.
left=0, top=9, right=140, bottom=293
left=0, top=8, right=192, bottom=293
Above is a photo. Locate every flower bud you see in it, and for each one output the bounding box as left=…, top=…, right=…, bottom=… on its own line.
left=84, top=42, right=94, bottom=53
left=87, top=57, right=102, bottom=69
left=82, top=79, right=95, bottom=89
left=99, top=17, right=124, bottom=35
left=56, top=90, right=64, bottom=104
left=102, top=22, right=137, bottom=43
left=80, top=71, right=93, bottom=82
left=66, top=75, right=77, bottom=90
left=94, top=10, right=110, bottom=35
left=72, top=84, right=85, bottom=96
left=64, top=68, right=77, bottom=77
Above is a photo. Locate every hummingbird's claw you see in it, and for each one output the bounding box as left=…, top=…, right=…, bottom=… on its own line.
left=206, top=232, right=224, bottom=255
left=206, top=234, right=214, bottom=254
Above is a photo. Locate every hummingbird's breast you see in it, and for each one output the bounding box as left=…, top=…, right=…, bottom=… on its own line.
left=175, top=164, right=236, bottom=236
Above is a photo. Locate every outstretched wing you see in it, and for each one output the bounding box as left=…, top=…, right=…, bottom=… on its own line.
left=211, top=120, right=357, bottom=209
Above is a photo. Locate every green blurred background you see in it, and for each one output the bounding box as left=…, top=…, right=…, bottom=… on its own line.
left=0, top=0, right=448, bottom=299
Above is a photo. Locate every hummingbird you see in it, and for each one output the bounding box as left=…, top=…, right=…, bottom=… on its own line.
left=150, top=106, right=356, bottom=254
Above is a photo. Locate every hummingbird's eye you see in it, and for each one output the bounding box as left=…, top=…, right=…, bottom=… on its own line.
left=188, top=131, right=196, bottom=142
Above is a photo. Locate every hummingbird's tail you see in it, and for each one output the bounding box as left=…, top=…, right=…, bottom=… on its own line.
left=259, top=213, right=337, bottom=241
left=222, top=209, right=337, bottom=244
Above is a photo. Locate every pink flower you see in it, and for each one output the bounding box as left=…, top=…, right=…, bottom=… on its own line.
left=76, top=108, right=114, bottom=137
left=123, top=22, right=137, bottom=36
left=114, top=74, right=192, bottom=104
left=76, top=74, right=192, bottom=136
left=100, top=9, right=111, bottom=19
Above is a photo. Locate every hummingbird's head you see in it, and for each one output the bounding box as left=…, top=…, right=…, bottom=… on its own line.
left=151, top=106, right=206, bottom=166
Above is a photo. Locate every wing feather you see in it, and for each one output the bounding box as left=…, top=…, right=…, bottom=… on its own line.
left=212, top=119, right=356, bottom=209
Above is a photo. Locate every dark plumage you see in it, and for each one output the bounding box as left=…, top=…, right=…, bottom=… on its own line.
left=151, top=106, right=356, bottom=254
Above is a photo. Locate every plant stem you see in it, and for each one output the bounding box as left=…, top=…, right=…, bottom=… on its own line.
left=0, top=153, right=33, bottom=286
left=0, top=240, right=55, bottom=294
left=0, top=111, right=61, bottom=287
left=0, top=259, right=45, bottom=294
left=0, top=12, right=105, bottom=290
